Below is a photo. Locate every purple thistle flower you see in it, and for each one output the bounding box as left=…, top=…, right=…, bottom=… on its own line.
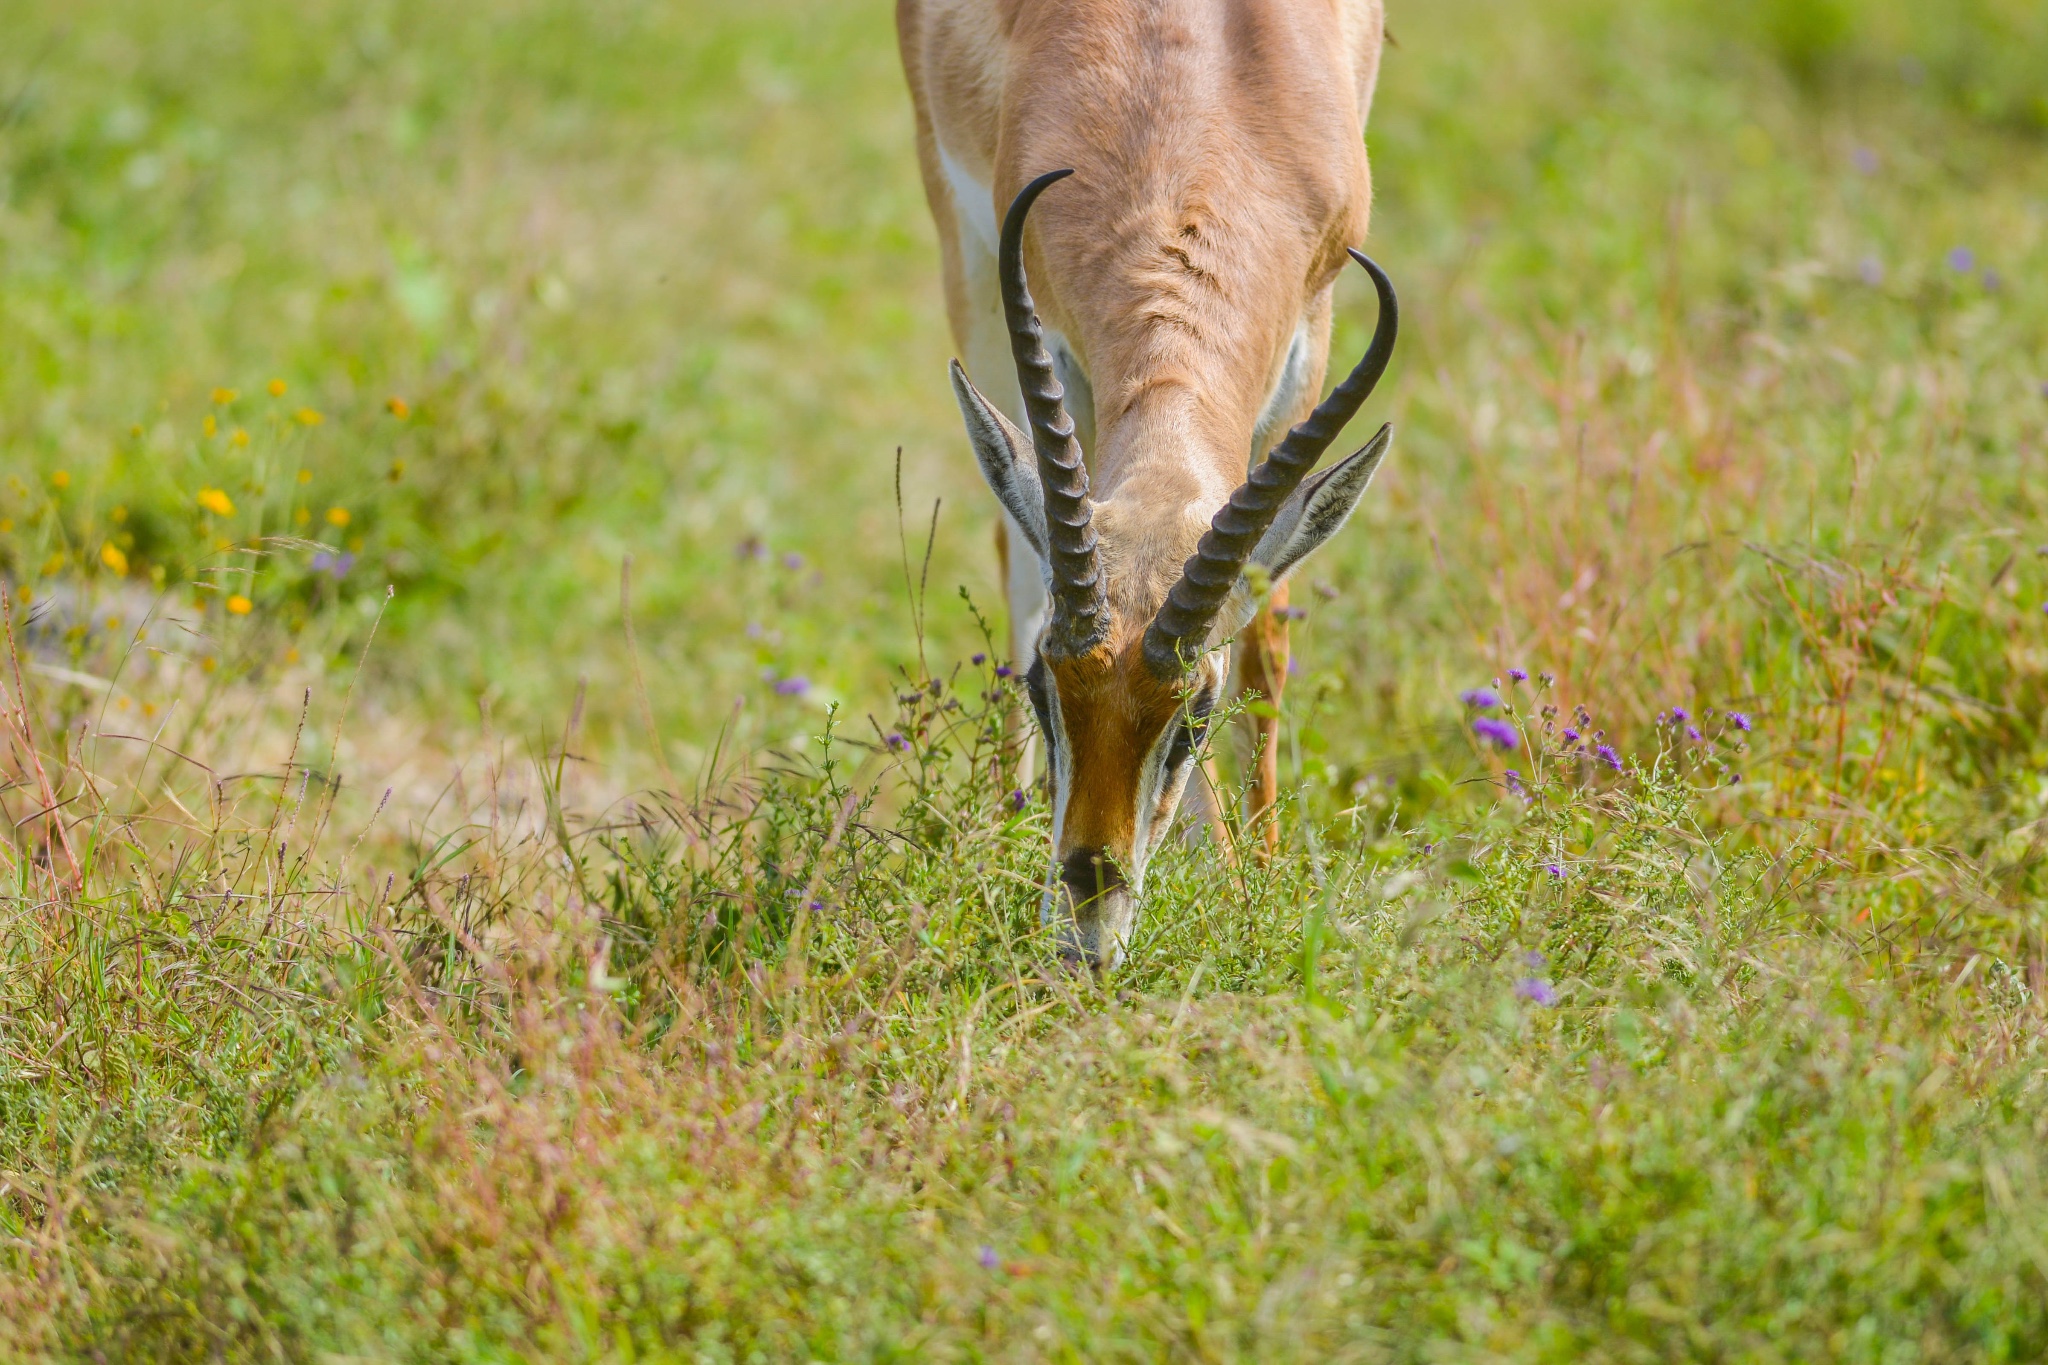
left=1502, top=768, right=1527, bottom=797
left=1595, top=744, right=1623, bottom=772
left=978, top=1245, right=1000, bottom=1271
left=1460, top=688, right=1502, bottom=709
left=1508, top=668, right=1528, bottom=683
left=994, top=664, right=1014, bottom=679
left=1545, top=862, right=1565, bottom=879
left=780, top=551, right=805, bottom=570
left=807, top=900, right=824, bottom=911
left=773, top=676, right=811, bottom=697
left=330, top=552, right=354, bottom=579
left=1561, top=728, right=1580, bottom=744
left=1287, top=657, right=1301, bottom=676
left=1729, top=773, right=1743, bottom=785
left=1670, top=707, right=1688, bottom=723
left=972, top=652, right=986, bottom=665
left=312, top=551, right=333, bottom=572
left=884, top=731, right=909, bottom=751
left=1947, top=246, right=1975, bottom=273
left=1473, top=717, right=1518, bottom=750
left=1515, top=977, right=1558, bottom=1006
left=1007, top=788, right=1028, bottom=812
left=1686, top=725, right=1703, bottom=741
left=1729, top=711, right=1752, bottom=732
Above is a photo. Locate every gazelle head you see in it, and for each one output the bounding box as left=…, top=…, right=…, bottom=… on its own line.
left=950, top=171, right=1399, bottom=970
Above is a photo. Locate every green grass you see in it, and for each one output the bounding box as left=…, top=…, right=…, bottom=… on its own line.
left=3, top=0, right=2048, bottom=1358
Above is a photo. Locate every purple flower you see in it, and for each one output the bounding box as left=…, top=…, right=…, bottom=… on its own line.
left=1983, top=269, right=2002, bottom=292
left=1947, top=246, right=1975, bottom=273
left=1287, top=657, right=1301, bottom=676
left=1595, top=744, right=1622, bottom=772
left=972, top=652, right=986, bottom=665
left=1460, top=688, right=1502, bottom=709
left=737, top=537, right=766, bottom=561
left=1858, top=257, right=1884, bottom=286
left=1502, top=768, right=1527, bottom=797
left=1729, top=711, right=1752, bottom=732
left=330, top=552, right=355, bottom=579
left=884, top=731, right=909, bottom=751
left=1670, top=707, right=1688, bottom=723
left=1523, top=949, right=1547, bottom=969
left=1507, top=668, right=1528, bottom=683
left=780, top=551, right=805, bottom=570
left=774, top=676, right=811, bottom=697
left=807, top=900, right=824, bottom=911
left=312, top=551, right=332, bottom=572
left=1007, top=788, right=1028, bottom=812
left=994, top=664, right=1014, bottom=679
left=1515, top=977, right=1558, bottom=1006
left=1544, top=863, right=1565, bottom=879
left=1561, top=728, right=1580, bottom=744
left=745, top=620, right=764, bottom=639
left=1729, top=773, right=1743, bottom=785
left=1686, top=725, right=1702, bottom=741
left=978, top=1245, right=1000, bottom=1271
left=1473, top=717, right=1518, bottom=750
left=1851, top=145, right=1879, bottom=175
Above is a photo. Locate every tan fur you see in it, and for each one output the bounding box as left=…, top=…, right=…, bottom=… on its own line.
left=899, top=0, right=1386, bottom=955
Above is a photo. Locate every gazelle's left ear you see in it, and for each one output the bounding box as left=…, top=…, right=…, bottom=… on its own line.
left=1250, top=423, right=1393, bottom=581
left=950, top=360, right=1050, bottom=561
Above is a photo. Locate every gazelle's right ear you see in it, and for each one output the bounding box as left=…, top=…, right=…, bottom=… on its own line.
left=950, top=359, right=1048, bottom=561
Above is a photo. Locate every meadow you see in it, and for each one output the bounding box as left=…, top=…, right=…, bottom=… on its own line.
left=2, top=0, right=2047, bottom=1358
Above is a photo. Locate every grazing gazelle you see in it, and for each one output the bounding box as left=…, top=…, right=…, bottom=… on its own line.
left=897, top=0, right=1399, bottom=967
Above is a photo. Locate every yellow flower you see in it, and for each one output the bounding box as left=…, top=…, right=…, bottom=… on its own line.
left=294, top=507, right=311, bottom=526
left=203, top=414, right=218, bottom=437
left=297, top=468, right=313, bottom=484
left=284, top=647, right=300, bottom=664
left=101, top=543, right=129, bottom=576
left=52, top=470, right=70, bottom=488
left=325, top=506, right=351, bottom=527
left=112, top=505, right=128, bottom=522
left=294, top=407, right=323, bottom=426
left=211, top=387, right=239, bottom=404
left=197, top=487, right=235, bottom=516
left=0, top=519, right=11, bottom=533
left=231, top=427, right=250, bottom=447
left=268, top=378, right=287, bottom=397
left=386, top=396, right=411, bottom=419
left=226, top=595, right=253, bottom=615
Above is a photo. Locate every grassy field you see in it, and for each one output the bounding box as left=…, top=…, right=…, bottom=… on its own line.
left=4, top=0, right=2048, bottom=1358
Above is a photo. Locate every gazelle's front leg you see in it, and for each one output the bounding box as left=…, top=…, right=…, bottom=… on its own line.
left=1235, top=580, right=1292, bottom=857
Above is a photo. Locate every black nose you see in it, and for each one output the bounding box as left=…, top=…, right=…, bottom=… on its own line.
left=1059, top=849, right=1124, bottom=905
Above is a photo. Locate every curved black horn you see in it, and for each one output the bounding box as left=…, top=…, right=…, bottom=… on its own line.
left=1142, top=250, right=1398, bottom=676
left=1001, top=169, right=1108, bottom=658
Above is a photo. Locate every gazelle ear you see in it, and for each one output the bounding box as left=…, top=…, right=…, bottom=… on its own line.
left=950, top=359, right=1049, bottom=560
left=1250, top=423, right=1392, bottom=581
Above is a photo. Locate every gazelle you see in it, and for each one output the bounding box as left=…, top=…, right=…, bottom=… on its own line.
left=898, top=0, right=1399, bottom=968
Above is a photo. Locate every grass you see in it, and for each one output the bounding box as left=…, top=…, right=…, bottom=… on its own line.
left=3, top=0, right=2048, bottom=1358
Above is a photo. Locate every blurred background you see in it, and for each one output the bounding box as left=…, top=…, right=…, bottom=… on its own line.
left=1, top=0, right=2045, bottom=823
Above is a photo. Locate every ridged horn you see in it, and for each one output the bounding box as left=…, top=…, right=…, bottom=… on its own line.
left=1000, top=168, right=1107, bottom=658
left=1142, top=250, right=1398, bottom=676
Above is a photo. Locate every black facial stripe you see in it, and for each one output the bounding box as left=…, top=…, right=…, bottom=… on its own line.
left=1025, top=658, right=1056, bottom=755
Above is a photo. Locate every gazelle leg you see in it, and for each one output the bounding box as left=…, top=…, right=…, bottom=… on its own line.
left=995, top=513, right=1046, bottom=785
left=1236, top=579, right=1291, bottom=858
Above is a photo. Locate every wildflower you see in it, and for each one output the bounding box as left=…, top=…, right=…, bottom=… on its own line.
left=329, top=552, right=355, bottom=579
left=1287, top=657, right=1301, bottom=676
left=1670, top=707, right=1688, bottom=723
left=1595, top=744, right=1622, bottom=771
left=1007, top=788, right=1028, bottom=811
left=1515, top=977, right=1557, bottom=1006
left=100, top=543, right=129, bottom=576
left=780, top=551, right=805, bottom=570
left=1982, top=270, right=2002, bottom=292
left=1729, top=773, right=1743, bottom=784
left=1562, top=728, right=1580, bottom=744
left=884, top=731, right=909, bottom=751
left=1507, top=668, right=1528, bottom=683
left=52, top=470, right=70, bottom=489
left=226, top=594, right=254, bottom=615
left=1858, top=257, right=1883, bottom=286
left=387, top=396, right=411, bottom=418
left=1473, top=717, right=1518, bottom=750
left=325, top=507, right=350, bottom=527
left=995, top=665, right=1014, bottom=679
left=1502, top=768, right=1527, bottom=797
left=294, top=407, right=323, bottom=426
left=978, top=1246, right=1000, bottom=1271
left=1687, top=725, right=1702, bottom=741
left=203, top=414, right=218, bottom=437
left=1545, top=862, right=1564, bottom=879
left=1523, top=949, right=1547, bottom=969
left=1460, top=687, right=1501, bottom=709
left=1539, top=672, right=1555, bottom=686
left=972, top=652, right=986, bottom=665
left=1729, top=711, right=1752, bottom=732
left=197, top=488, right=236, bottom=516
left=773, top=676, right=810, bottom=698
left=211, top=387, right=238, bottom=404
left=231, top=428, right=249, bottom=447
left=1946, top=247, right=1975, bottom=273
left=268, top=378, right=287, bottom=397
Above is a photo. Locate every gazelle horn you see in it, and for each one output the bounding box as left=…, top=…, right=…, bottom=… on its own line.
left=1000, top=169, right=1108, bottom=659
left=1142, top=250, right=1398, bottom=676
